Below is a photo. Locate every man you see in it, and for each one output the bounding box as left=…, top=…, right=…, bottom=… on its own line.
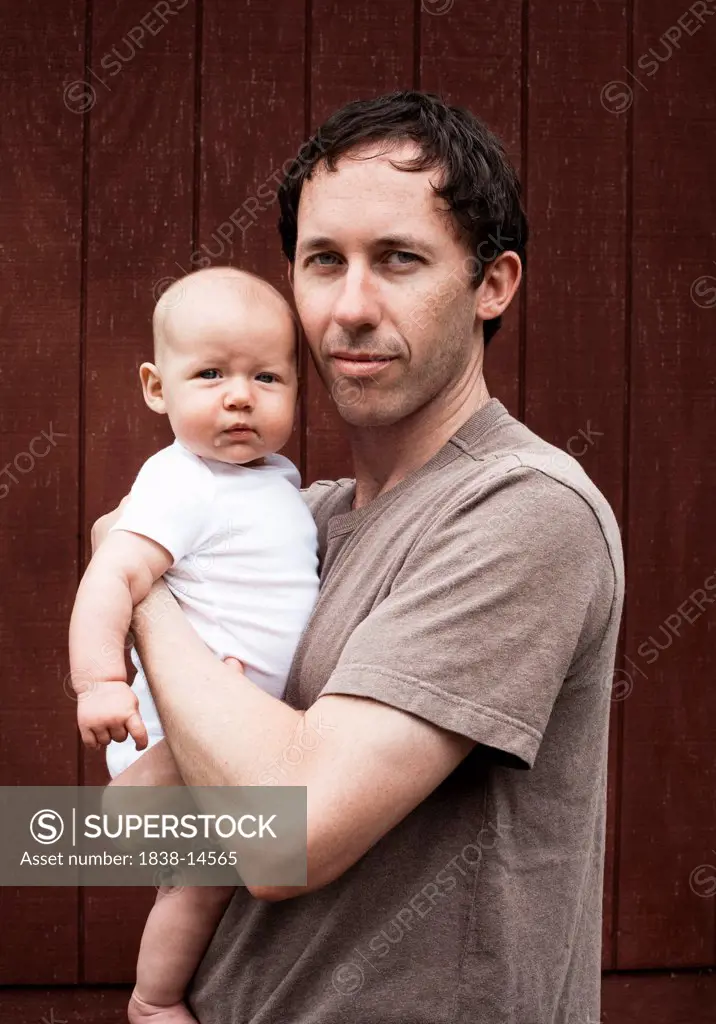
left=95, top=91, right=624, bottom=1022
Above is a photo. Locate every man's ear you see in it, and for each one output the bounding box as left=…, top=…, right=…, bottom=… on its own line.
left=474, top=251, right=522, bottom=324
left=139, top=362, right=166, bottom=414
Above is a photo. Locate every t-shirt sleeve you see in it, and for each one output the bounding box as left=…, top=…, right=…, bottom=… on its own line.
left=300, top=479, right=344, bottom=512
left=108, top=446, right=215, bottom=564
left=319, top=469, right=615, bottom=768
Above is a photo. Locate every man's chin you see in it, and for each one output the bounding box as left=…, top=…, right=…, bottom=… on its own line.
left=331, top=397, right=406, bottom=429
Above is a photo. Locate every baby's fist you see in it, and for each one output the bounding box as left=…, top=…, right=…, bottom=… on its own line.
left=77, top=681, right=149, bottom=751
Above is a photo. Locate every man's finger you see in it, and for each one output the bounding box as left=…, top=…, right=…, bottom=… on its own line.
left=127, top=712, right=149, bottom=751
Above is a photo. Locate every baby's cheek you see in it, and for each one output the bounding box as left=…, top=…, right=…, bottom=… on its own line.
left=174, top=396, right=218, bottom=452
left=188, top=395, right=218, bottom=434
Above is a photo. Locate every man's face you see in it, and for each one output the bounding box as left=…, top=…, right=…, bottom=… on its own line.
left=291, top=142, right=483, bottom=426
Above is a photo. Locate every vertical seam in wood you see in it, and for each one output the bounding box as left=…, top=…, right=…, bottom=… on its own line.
left=192, top=0, right=203, bottom=257
left=300, top=0, right=312, bottom=483
left=413, top=0, right=421, bottom=90
left=518, top=0, right=529, bottom=423
left=613, top=0, right=634, bottom=974
left=77, top=0, right=94, bottom=986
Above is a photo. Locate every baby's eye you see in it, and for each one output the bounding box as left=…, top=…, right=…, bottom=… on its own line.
left=198, top=369, right=220, bottom=379
left=256, top=372, right=277, bottom=384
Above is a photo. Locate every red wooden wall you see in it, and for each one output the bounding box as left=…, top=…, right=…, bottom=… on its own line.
left=1, top=0, right=715, bottom=1019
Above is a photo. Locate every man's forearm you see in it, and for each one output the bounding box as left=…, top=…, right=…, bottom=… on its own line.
left=129, top=582, right=475, bottom=903
left=130, top=580, right=305, bottom=788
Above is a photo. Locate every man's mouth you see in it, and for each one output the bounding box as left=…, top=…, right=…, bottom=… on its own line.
left=331, top=353, right=395, bottom=376
left=331, top=351, right=393, bottom=361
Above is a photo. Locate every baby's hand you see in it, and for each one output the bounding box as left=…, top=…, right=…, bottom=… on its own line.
left=77, top=681, right=149, bottom=751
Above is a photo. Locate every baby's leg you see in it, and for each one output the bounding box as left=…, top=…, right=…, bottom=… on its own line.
left=106, top=736, right=183, bottom=787
left=128, top=884, right=235, bottom=1024
left=106, top=743, right=235, bottom=1024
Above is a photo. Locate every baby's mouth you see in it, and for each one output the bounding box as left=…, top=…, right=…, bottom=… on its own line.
left=215, top=427, right=256, bottom=446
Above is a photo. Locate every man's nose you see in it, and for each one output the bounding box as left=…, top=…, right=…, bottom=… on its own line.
left=332, top=264, right=381, bottom=332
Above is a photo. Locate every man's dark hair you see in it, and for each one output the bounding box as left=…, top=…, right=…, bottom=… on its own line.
left=277, top=90, right=528, bottom=346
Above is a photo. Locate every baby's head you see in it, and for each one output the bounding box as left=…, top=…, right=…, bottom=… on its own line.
left=141, top=267, right=298, bottom=466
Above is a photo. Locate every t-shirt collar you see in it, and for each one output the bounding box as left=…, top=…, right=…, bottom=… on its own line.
left=327, top=397, right=508, bottom=537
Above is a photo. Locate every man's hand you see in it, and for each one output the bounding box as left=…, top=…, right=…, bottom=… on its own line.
left=77, top=680, right=149, bottom=751
left=91, top=495, right=130, bottom=554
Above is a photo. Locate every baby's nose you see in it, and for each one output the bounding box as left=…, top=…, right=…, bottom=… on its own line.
left=223, top=381, right=252, bottom=408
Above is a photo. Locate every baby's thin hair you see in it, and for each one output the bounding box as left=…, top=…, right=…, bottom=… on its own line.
left=152, top=266, right=299, bottom=361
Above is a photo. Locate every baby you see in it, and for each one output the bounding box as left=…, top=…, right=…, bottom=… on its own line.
left=68, top=266, right=320, bottom=1023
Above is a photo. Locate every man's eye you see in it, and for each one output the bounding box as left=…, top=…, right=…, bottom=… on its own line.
left=198, top=369, right=220, bottom=379
left=307, top=253, right=340, bottom=267
left=386, top=251, right=420, bottom=265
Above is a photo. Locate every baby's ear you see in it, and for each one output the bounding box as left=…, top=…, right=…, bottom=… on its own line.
left=139, top=362, right=166, bottom=414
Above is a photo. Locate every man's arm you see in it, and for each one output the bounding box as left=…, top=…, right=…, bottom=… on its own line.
left=130, top=581, right=475, bottom=901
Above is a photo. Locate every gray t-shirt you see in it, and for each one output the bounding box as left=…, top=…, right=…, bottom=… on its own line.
left=187, top=397, right=625, bottom=1024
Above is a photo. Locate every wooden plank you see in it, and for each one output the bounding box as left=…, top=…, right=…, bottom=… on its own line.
left=83, top=889, right=154, bottom=985
left=80, top=0, right=197, bottom=983
left=602, top=969, right=716, bottom=1023
left=305, top=1, right=415, bottom=482
left=2, top=971, right=715, bottom=1022
left=0, top=0, right=85, bottom=984
left=617, top=0, right=716, bottom=968
left=198, top=0, right=307, bottom=469
left=421, top=0, right=523, bottom=417
left=0, top=987, right=131, bottom=1023
left=523, top=0, right=629, bottom=971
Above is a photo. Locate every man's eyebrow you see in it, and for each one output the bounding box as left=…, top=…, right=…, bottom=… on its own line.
left=296, top=235, right=336, bottom=255
left=375, top=234, right=437, bottom=256
left=297, top=234, right=437, bottom=256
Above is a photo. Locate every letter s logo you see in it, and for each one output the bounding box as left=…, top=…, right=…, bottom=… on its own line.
left=30, top=809, right=65, bottom=844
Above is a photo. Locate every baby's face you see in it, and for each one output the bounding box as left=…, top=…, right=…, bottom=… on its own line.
left=154, top=281, right=298, bottom=465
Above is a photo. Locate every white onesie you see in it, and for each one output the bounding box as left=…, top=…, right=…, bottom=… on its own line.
left=104, top=439, right=320, bottom=779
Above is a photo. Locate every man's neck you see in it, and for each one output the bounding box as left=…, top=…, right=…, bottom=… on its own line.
left=349, top=377, right=491, bottom=511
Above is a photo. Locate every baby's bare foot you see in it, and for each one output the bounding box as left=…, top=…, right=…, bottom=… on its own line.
left=128, top=989, right=198, bottom=1024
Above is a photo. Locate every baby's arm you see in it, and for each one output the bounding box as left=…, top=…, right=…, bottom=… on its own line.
left=69, top=531, right=173, bottom=750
